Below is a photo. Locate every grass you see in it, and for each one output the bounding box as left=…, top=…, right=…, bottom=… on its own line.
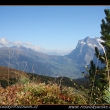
left=0, top=65, right=109, bottom=105
left=0, top=77, right=87, bottom=105
left=103, top=87, right=110, bottom=104
left=1, top=65, right=109, bottom=105
left=0, top=66, right=87, bottom=105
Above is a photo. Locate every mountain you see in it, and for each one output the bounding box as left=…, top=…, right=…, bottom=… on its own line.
left=0, top=36, right=104, bottom=79
left=0, top=46, right=81, bottom=79
left=66, top=36, right=103, bottom=66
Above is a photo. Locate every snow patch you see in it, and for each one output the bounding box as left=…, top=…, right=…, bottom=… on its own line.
left=88, top=43, right=93, bottom=46
left=81, top=41, right=86, bottom=44
left=88, top=43, right=98, bottom=47
left=97, top=38, right=105, bottom=43
left=96, top=38, right=105, bottom=53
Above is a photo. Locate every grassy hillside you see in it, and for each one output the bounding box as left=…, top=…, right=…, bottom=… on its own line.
left=0, top=66, right=87, bottom=88
left=0, top=66, right=88, bottom=105
left=0, top=66, right=27, bottom=88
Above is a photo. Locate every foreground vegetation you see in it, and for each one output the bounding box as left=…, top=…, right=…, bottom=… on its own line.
left=0, top=74, right=87, bottom=105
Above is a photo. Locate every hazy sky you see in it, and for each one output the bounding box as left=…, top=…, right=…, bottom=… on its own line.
left=0, top=5, right=109, bottom=54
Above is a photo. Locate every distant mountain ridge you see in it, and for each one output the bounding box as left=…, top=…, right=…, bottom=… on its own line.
left=0, top=36, right=104, bottom=79
left=0, top=45, right=81, bottom=79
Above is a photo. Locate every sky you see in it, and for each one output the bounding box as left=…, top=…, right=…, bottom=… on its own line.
left=0, top=5, right=109, bottom=55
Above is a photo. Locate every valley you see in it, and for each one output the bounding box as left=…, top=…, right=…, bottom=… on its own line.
left=0, top=36, right=103, bottom=79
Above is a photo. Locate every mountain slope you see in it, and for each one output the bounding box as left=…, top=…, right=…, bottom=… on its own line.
left=0, top=36, right=104, bottom=79
left=0, top=66, right=87, bottom=89
left=0, top=46, right=81, bottom=79
left=66, top=36, right=103, bottom=65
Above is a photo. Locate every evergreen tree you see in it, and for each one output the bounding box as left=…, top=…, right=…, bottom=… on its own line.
left=99, top=8, right=110, bottom=87
left=83, top=8, right=110, bottom=104
left=89, top=8, right=110, bottom=89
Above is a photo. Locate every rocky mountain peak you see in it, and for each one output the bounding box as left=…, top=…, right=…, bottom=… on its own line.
left=66, top=36, right=103, bottom=65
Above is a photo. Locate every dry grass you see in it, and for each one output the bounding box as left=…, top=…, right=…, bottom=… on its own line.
left=0, top=66, right=87, bottom=105
left=0, top=78, right=87, bottom=105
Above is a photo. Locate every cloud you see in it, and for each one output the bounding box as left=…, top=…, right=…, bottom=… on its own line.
left=0, top=38, right=25, bottom=47
left=13, top=41, right=23, bottom=47
left=0, top=38, right=71, bottom=56
left=23, top=42, right=45, bottom=52
left=0, top=37, right=46, bottom=52
left=0, top=38, right=10, bottom=46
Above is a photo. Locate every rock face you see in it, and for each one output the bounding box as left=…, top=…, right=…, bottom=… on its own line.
left=66, top=36, right=103, bottom=65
